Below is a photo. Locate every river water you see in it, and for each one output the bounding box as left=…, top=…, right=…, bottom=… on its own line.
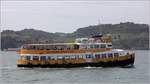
left=0, top=50, right=149, bottom=84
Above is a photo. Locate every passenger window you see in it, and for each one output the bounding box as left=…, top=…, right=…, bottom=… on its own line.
left=95, top=54, right=98, bottom=58
left=40, top=56, right=46, bottom=60
left=22, top=46, right=25, bottom=49
left=71, top=55, right=76, bottom=59
left=75, top=55, right=79, bottom=59
left=33, top=56, right=39, bottom=60
left=114, top=53, right=119, bottom=57
left=86, top=54, right=92, bottom=59
left=107, top=44, right=112, bottom=47
left=98, top=54, right=101, bottom=58
left=101, top=44, right=106, bottom=48
left=51, top=56, right=55, bottom=60
left=94, top=45, right=99, bottom=48
left=65, top=56, right=70, bottom=59
left=79, top=55, right=83, bottom=59
left=102, top=54, right=106, bottom=58
left=95, top=54, right=100, bottom=58
left=21, top=56, right=25, bottom=60
left=26, top=56, right=31, bottom=60
left=84, top=45, right=88, bottom=49
left=74, top=45, right=79, bottom=49
left=90, top=45, right=93, bottom=49
left=108, top=53, right=113, bottom=57
left=48, top=56, right=51, bottom=60
left=57, top=56, right=63, bottom=60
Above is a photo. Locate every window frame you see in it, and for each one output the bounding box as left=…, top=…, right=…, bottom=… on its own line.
left=33, top=56, right=39, bottom=60
left=26, top=56, right=31, bottom=60
left=86, top=54, right=92, bottom=59
left=101, top=44, right=106, bottom=48
left=114, top=53, right=119, bottom=57
left=102, top=54, right=106, bottom=58
left=108, top=53, right=113, bottom=57
left=40, top=56, right=46, bottom=60
left=94, top=44, right=99, bottom=49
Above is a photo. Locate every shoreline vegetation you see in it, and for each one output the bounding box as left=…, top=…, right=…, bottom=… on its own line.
left=1, top=22, right=149, bottom=50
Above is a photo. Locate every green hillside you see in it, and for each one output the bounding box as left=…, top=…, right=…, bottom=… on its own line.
left=1, top=22, right=149, bottom=50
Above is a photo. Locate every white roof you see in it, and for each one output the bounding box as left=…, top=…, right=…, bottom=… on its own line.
left=112, top=49, right=124, bottom=52
left=24, top=43, right=78, bottom=46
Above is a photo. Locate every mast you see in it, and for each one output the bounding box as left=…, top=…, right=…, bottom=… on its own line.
left=98, top=19, right=102, bottom=35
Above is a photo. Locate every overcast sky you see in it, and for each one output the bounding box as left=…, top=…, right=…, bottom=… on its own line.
left=1, top=0, right=149, bottom=33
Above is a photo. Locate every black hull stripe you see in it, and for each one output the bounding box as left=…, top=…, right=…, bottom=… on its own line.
left=17, top=58, right=134, bottom=68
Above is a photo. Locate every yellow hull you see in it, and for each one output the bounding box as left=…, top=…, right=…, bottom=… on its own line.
left=17, top=53, right=135, bottom=67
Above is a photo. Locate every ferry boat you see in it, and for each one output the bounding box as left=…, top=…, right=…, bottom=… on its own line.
left=16, top=34, right=135, bottom=68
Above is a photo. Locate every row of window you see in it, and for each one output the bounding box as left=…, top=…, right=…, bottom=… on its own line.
left=80, top=44, right=112, bottom=49
left=22, top=44, right=112, bottom=50
left=21, top=52, right=119, bottom=61
left=21, top=55, right=83, bottom=60
left=22, top=45, right=75, bottom=50
left=95, top=53, right=119, bottom=58
left=90, top=44, right=106, bottom=48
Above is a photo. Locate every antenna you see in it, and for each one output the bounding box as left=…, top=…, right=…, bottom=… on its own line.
left=98, top=19, right=101, bottom=25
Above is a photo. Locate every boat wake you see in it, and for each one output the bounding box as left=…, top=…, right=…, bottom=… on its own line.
left=84, top=66, right=102, bottom=69
left=121, top=64, right=135, bottom=68
left=0, top=66, right=17, bottom=70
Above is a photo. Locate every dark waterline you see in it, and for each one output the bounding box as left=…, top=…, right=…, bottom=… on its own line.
left=0, top=50, right=149, bottom=84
